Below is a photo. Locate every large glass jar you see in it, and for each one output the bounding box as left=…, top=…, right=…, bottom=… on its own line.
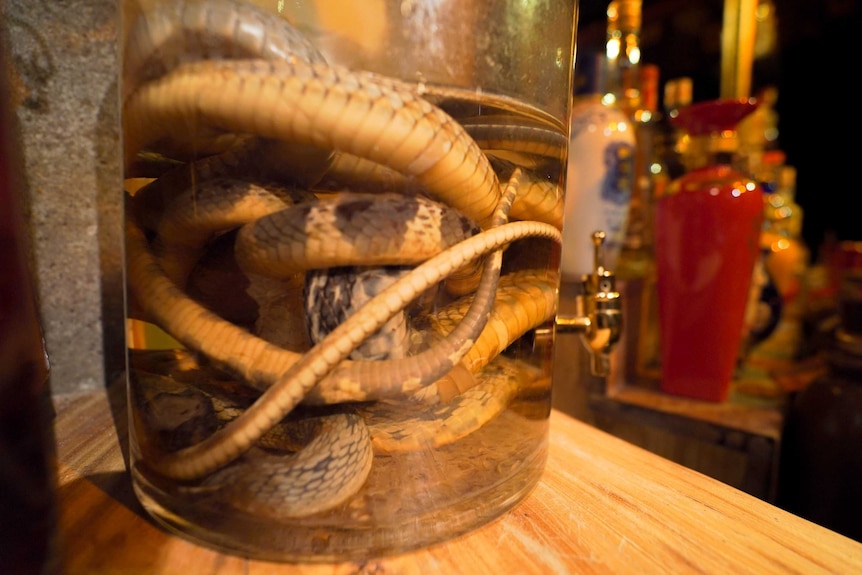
left=119, top=0, right=576, bottom=562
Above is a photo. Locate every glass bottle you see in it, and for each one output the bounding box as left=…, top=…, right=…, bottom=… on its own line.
left=748, top=151, right=794, bottom=344
left=604, top=0, right=642, bottom=118
left=659, top=76, right=693, bottom=182
left=614, top=74, right=694, bottom=386
left=561, top=51, right=635, bottom=282
left=119, top=0, right=576, bottom=562
left=614, top=63, right=665, bottom=385
left=560, top=0, right=641, bottom=283
left=737, top=163, right=809, bottom=401
left=765, top=165, right=809, bottom=308
left=618, top=63, right=662, bottom=279
left=654, top=99, right=764, bottom=402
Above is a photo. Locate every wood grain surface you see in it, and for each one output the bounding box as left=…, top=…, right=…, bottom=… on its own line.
left=52, top=386, right=862, bottom=574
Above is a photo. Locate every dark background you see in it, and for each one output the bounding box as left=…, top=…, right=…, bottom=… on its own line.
left=576, top=0, right=862, bottom=261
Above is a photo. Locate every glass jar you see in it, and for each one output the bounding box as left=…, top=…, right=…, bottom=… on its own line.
left=119, top=0, right=576, bottom=562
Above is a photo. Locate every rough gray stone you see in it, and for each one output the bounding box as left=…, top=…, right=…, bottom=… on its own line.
left=4, top=0, right=124, bottom=395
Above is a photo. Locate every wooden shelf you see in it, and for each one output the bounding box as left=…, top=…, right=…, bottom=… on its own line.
left=587, top=382, right=784, bottom=502
left=52, top=384, right=862, bottom=574
left=605, top=382, right=784, bottom=439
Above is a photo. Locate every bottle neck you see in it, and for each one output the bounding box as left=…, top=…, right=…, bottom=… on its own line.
left=605, top=0, right=642, bottom=116
left=683, top=133, right=746, bottom=172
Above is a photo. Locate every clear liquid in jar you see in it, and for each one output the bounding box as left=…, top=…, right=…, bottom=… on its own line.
left=122, top=2, right=568, bottom=560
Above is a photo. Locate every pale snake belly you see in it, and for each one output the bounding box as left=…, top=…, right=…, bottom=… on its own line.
left=124, top=0, right=564, bottom=517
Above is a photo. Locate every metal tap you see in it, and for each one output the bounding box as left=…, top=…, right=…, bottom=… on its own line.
left=556, top=231, right=623, bottom=376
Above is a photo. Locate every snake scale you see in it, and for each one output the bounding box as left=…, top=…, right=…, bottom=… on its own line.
left=124, top=0, right=565, bottom=518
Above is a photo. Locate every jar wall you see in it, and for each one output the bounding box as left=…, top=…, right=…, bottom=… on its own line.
left=120, top=0, right=575, bottom=561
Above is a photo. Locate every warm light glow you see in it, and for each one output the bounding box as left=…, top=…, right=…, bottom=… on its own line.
left=765, top=126, right=779, bottom=142
left=745, top=181, right=757, bottom=191
left=604, top=121, right=628, bottom=137
left=606, top=38, right=621, bottom=60
left=756, top=0, right=773, bottom=21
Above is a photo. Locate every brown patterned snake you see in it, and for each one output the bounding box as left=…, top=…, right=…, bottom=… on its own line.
left=124, top=0, right=564, bottom=517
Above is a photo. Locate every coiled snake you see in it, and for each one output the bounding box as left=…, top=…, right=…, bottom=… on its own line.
left=124, top=0, right=565, bottom=518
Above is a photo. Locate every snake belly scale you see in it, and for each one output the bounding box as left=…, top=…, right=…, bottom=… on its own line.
left=124, top=0, right=564, bottom=518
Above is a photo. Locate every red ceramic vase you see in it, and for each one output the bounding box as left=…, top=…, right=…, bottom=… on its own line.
left=654, top=99, right=764, bottom=402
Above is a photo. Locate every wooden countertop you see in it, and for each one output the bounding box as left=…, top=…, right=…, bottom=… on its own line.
left=53, top=385, right=862, bottom=574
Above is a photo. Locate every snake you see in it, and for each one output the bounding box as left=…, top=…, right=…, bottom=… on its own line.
left=123, top=0, right=565, bottom=518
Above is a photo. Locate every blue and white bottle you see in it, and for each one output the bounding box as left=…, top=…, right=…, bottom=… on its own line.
left=561, top=52, right=635, bottom=281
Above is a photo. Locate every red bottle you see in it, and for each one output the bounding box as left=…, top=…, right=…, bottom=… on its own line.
left=653, top=99, right=764, bottom=402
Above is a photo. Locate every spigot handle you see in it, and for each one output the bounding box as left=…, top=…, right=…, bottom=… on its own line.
left=556, top=229, right=622, bottom=377
left=592, top=230, right=606, bottom=274
left=590, top=230, right=607, bottom=292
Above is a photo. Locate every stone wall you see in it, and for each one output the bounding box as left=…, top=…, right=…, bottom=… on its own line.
left=4, top=0, right=124, bottom=394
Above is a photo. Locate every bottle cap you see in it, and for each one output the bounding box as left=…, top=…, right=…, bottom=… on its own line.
left=671, top=98, right=758, bottom=136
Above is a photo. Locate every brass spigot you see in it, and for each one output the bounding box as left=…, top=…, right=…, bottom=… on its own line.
left=556, top=231, right=623, bottom=376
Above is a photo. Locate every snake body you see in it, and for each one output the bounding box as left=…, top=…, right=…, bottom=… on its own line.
left=125, top=0, right=564, bottom=519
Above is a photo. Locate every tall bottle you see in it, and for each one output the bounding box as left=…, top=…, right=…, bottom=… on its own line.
left=560, top=0, right=641, bottom=283
left=738, top=98, right=788, bottom=363
left=561, top=51, right=635, bottom=282
left=765, top=165, right=809, bottom=307
left=631, top=75, right=694, bottom=385
left=617, top=63, right=662, bottom=278
left=738, top=163, right=810, bottom=401
left=614, top=63, right=666, bottom=385
left=654, top=99, right=765, bottom=402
